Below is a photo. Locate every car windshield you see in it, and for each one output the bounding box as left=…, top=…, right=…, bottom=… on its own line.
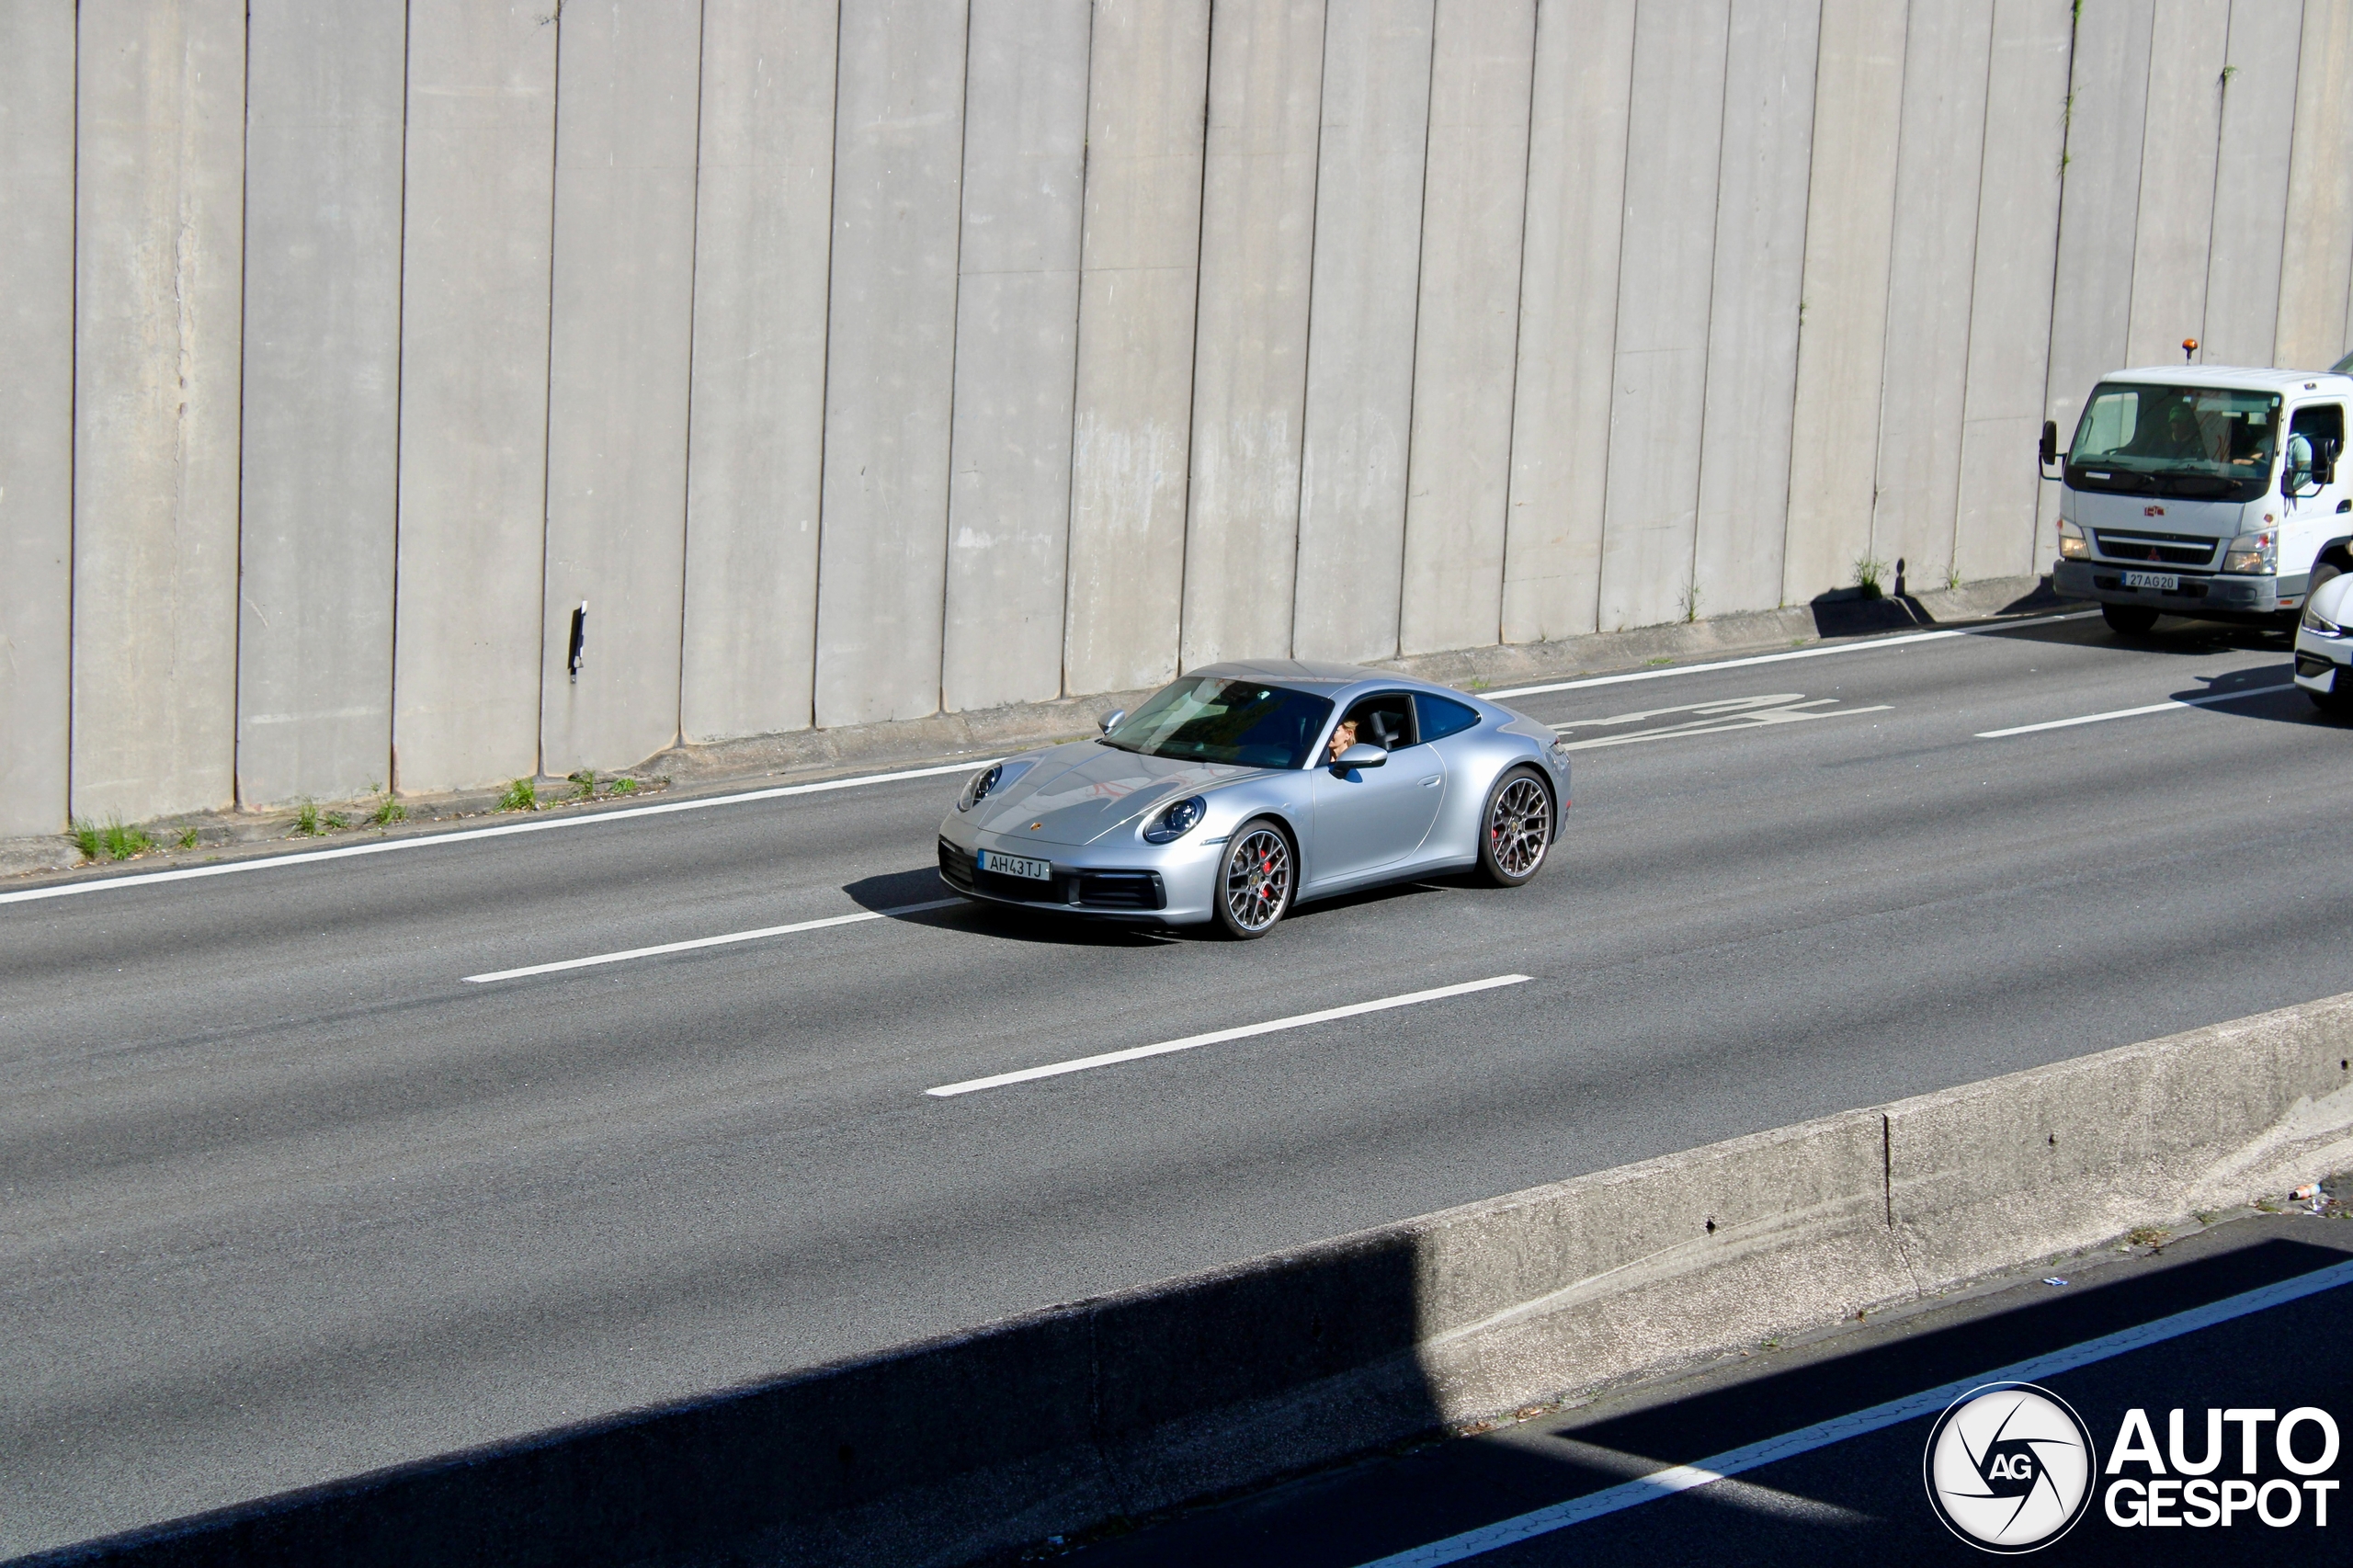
left=1101, top=677, right=1335, bottom=770
left=2065, top=381, right=2280, bottom=501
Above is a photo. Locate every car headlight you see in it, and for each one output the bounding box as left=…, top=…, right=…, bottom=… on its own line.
left=2223, top=529, right=2277, bottom=574
left=957, top=764, right=1003, bottom=812
left=1142, top=795, right=1206, bottom=843
left=2304, top=597, right=2342, bottom=635
left=2057, top=519, right=2089, bottom=560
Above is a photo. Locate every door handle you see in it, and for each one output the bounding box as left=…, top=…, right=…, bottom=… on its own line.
left=2337, top=498, right=2349, bottom=513
left=1420, top=776, right=1439, bottom=787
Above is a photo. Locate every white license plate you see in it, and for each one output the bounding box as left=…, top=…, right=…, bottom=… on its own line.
left=2122, top=571, right=2178, bottom=591
left=978, top=849, right=1051, bottom=881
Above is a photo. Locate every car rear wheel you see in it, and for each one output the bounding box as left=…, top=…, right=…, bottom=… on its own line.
left=1215, top=819, right=1294, bottom=938
left=2101, top=603, right=2159, bottom=635
left=1478, top=767, right=1552, bottom=888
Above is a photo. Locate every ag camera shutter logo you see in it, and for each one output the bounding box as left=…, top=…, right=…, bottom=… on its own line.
left=1923, top=1382, right=2098, bottom=1552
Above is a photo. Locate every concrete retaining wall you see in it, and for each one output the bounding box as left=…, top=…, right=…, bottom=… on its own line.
left=17, top=0, right=2353, bottom=831
left=46, top=992, right=2353, bottom=1568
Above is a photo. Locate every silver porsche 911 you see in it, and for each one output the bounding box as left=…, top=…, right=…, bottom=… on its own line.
left=936, top=660, right=1571, bottom=937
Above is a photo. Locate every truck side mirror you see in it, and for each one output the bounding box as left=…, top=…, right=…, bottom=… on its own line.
left=2039, top=420, right=2059, bottom=469
left=2286, top=433, right=2315, bottom=494
left=2320, top=436, right=2340, bottom=487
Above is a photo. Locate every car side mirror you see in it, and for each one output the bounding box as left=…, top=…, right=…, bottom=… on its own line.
left=1097, top=709, right=1126, bottom=734
left=2039, top=419, right=2059, bottom=469
left=2287, top=433, right=2315, bottom=495
left=1331, top=743, right=1388, bottom=772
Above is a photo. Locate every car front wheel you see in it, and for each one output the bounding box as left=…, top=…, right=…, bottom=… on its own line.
left=1215, top=818, right=1294, bottom=938
left=1478, top=767, right=1552, bottom=887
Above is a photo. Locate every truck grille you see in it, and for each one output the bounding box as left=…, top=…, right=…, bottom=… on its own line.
left=2090, top=528, right=2220, bottom=569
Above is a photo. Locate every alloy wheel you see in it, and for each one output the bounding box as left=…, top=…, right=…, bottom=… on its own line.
left=1223, top=826, right=1291, bottom=933
left=1487, top=778, right=1551, bottom=879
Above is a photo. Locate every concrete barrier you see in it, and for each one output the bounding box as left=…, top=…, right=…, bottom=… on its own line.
left=34, top=994, right=2353, bottom=1567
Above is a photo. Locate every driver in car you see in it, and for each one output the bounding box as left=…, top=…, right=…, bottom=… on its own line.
left=1325, top=718, right=1358, bottom=766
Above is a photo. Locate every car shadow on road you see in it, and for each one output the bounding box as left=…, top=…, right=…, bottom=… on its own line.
left=2166, top=662, right=2340, bottom=729
left=840, top=867, right=1468, bottom=946
left=841, top=867, right=1179, bottom=946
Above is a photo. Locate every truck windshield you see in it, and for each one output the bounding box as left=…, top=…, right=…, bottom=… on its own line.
left=2065, top=381, right=2280, bottom=502
left=1100, top=676, right=1334, bottom=769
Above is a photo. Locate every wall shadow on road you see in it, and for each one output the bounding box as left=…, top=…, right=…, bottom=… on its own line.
left=1078, top=1237, right=2353, bottom=1568
left=31, top=1230, right=1443, bottom=1568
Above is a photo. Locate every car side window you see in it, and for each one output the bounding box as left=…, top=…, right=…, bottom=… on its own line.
left=1339, top=694, right=1418, bottom=749
left=1416, top=692, right=1481, bottom=742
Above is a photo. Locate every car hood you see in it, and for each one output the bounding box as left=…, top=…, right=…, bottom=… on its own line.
left=969, top=741, right=1252, bottom=845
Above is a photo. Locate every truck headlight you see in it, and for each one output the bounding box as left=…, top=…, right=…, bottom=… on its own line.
left=2057, top=520, right=2088, bottom=560
left=2223, top=529, right=2277, bottom=574
left=1142, top=795, right=1206, bottom=843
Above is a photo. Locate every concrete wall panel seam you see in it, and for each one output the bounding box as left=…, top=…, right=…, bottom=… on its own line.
left=391, top=1, right=561, bottom=795
left=1177, top=0, right=1327, bottom=671
left=1498, top=0, right=1637, bottom=644
left=72, top=0, right=251, bottom=823
left=0, top=0, right=78, bottom=835
left=1291, top=0, right=1434, bottom=664
left=236, top=0, right=411, bottom=807
left=1063, top=0, right=1212, bottom=697
left=939, top=0, right=1091, bottom=712
left=1283, top=0, right=1336, bottom=664
left=1388, top=5, right=1441, bottom=664
left=813, top=0, right=972, bottom=726
left=1398, top=0, right=1536, bottom=655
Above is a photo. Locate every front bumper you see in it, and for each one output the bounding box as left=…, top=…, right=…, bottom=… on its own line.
left=934, top=819, right=1223, bottom=926
left=2295, top=622, right=2350, bottom=697
left=2052, top=559, right=2296, bottom=616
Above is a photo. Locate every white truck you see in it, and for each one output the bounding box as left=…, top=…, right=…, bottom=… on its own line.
left=2043, top=365, right=2353, bottom=634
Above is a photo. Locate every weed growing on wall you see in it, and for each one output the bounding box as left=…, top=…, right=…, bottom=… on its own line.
left=1853, top=556, right=1888, bottom=599
left=498, top=778, right=540, bottom=812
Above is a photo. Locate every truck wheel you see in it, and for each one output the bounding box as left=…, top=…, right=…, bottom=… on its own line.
left=2102, top=604, right=2159, bottom=636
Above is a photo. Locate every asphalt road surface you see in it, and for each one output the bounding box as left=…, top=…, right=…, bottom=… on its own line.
left=6, top=608, right=2348, bottom=1554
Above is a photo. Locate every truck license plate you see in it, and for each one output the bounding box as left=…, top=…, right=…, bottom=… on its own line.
left=2122, top=571, right=2178, bottom=591
left=978, top=849, right=1051, bottom=881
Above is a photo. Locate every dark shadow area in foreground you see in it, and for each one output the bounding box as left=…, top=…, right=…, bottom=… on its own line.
left=1072, top=1233, right=2353, bottom=1568
left=22, top=1231, right=1441, bottom=1568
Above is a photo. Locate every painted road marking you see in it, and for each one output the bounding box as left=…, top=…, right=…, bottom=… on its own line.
left=1975, top=681, right=2299, bottom=737
left=0, top=760, right=1000, bottom=907
left=1550, top=693, right=1891, bottom=751
left=1353, top=1257, right=2353, bottom=1567
left=926, top=974, right=1534, bottom=1096
left=1487, top=610, right=2097, bottom=699
left=462, top=898, right=965, bottom=983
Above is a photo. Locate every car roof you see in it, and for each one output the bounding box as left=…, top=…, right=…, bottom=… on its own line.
left=1186, top=659, right=1454, bottom=698
left=2097, top=364, right=2353, bottom=396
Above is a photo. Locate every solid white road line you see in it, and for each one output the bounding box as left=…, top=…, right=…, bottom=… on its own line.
left=1975, top=681, right=2299, bottom=737
left=462, top=898, right=965, bottom=983
left=1355, top=1256, right=2353, bottom=1567
left=925, top=974, right=1534, bottom=1097
left=1485, top=610, right=2097, bottom=699
left=0, top=759, right=999, bottom=907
